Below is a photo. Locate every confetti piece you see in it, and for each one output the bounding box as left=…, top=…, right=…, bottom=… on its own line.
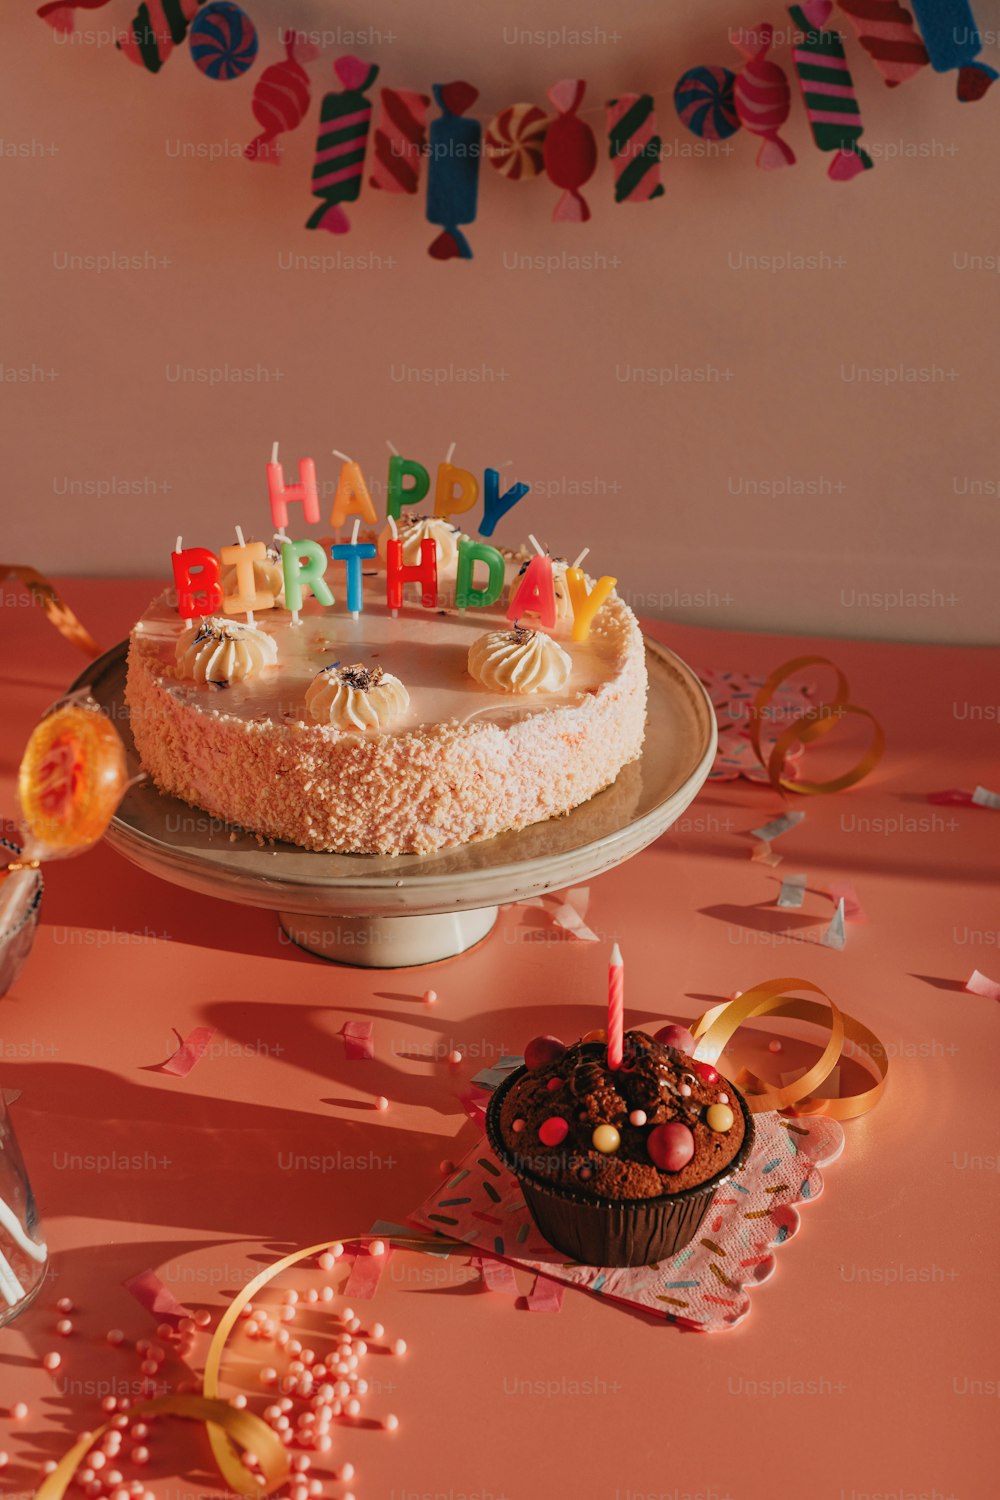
left=826, top=881, right=867, bottom=922
left=342, top=1248, right=390, bottom=1300
left=457, top=1086, right=491, bottom=1128
left=124, top=1270, right=193, bottom=1326
left=751, top=840, right=783, bottom=868
left=965, top=969, right=1000, bottom=1001
left=517, top=885, right=599, bottom=941
left=342, top=1021, right=374, bottom=1060
left=820, top=898, right=846, bottom=950
left=927, top=788, right=975, bottom=805
left=156, top=1027, right=216, bottom=1078
left=470, top=1057, right=523, bottom=1090
left=972, top=785, right=1000, bottom=809
left=776, top=873, right=807, bottom=909
left=751, top=810, right=806, bottom=842
left=526, top=1274, right=565, bottom=1311
left=476, top=1257, right=518, bottom=1295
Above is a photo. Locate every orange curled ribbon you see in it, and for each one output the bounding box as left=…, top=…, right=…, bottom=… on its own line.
left=691, top=977, right=888, bottom=1120
left=0, top=565, right=102, bottom=659
left=749, top=654, right=884, bottom=795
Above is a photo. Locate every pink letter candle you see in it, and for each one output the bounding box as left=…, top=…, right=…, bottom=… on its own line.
left=386, top=536, right=438, bottom=610
left=171, top=543, right=222, bottom=619
left=506, top=553, right=557, bottom=630
left=267, top=446, right=320, bottom=530
left=607, top=942, right=624, bottom=1070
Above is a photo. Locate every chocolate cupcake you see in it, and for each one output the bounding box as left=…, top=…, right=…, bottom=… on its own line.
left=486, top=1029, right=753, bottom=1267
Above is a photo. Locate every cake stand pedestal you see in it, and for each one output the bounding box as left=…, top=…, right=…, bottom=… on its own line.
left=71, top=638, right=717, bottom=969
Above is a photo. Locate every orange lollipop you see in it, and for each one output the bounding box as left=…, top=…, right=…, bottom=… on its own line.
left=16, top=701, right=127, bottom=857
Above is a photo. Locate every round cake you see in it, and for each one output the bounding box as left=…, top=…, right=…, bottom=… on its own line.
left=125, top=536, right=647, bottom=855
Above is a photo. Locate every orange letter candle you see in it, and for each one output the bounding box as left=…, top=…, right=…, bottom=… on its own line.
left=565, top=567, right=617, bottom=642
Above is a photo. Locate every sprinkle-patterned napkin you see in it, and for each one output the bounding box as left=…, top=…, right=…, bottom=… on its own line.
left=698, top=667, right=813, bottom=784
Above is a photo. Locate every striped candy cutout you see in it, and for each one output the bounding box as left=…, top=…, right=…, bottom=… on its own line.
left=607, top=94, right=665, bottom=203
left=370, top=89, right=431, bottom=194
left=789, top=2, right=873, bottom=180
left=909, top=0, right=998, bottom=101
left=306, top=56, right=379, bottom=235
left=835, top=0, right=929, bottom=87
left=245, top=30, right=319, bottom=164
left=485, top=103, right=549, bottom=181
left=118, top=0, right=204, bottom=72
left=733, top=24, right=796, bottom=169
left=189, top=2, right=257, bottom=82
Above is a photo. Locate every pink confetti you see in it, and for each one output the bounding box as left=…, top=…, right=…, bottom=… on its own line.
left=826, top=881, right=867, bottom=923
left=965, top=970, right=1000, bottom=1001
left=342, top=1248, right=390, bottom=1300
left=123, top=1270, right=193, bottom=1326
left=342, top=1021, right=374, bottom=1060
left=927, top=789, right=975, bottom=806
left=156, top=1027, right=216, bottom=1078
left=526, top=1274, right=565, bottom=1311
left=751, top=840, right=783, bottom=868
left=517, top=885, right=599, bottom=942
left=476, top=1257, right=518, bottom=1295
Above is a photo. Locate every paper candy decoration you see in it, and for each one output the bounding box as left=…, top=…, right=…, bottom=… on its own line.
left=789, top=3, right=874, bottom=180
left=485, top=103, right=549, bottom=180
left=36, top=0, right=111, bottom=34
left=370, top=89, right=431, bottom=193
left=733, top=25, right=796, bottom=168
left=306, top=57, right=379, bottom=234
left=245, top=30, right=318, bottom=163
left=426, top=82, right=482, bottom=259
left=118, top=0, right=204, bottom=72
left=835, top=0, right=929, bottom=87
left=673, top=66, right=741, bottom=140
left=909, top=0, right=998, bottom=100
left=544, top=80, right=598, bottom=222
left=189, top=2, right=257, bottom=81
left=606, top=94, right=665, bottom=202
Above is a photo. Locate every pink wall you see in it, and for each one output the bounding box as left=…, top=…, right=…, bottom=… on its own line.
left=4, top=1, right=998, bottom=643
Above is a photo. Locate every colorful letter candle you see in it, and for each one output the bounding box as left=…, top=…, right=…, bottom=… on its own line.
left=329, top=458, right=378, bottom=530
left=221, top=532, right=275, bottom=623
left=909, top=0, right=997, bottom=100
left=281, top=538, right=334, bottom=622
left=386, top=537, right=438, bottom=611
left=789, top=3, right=874, bottom=179
left=480, top=468, right=530, bottom=538
left=506, top=554, right=556, bottom=631
left=172, top=545, right=222, bottom=619
left=607, top=942, right=624, bottom=1071
left=332, top=539, right=377, bottom=615
left=387, top=455, right=431, bottom=520
left=455, top=539, right=505, bottom=610
left=434, top=463, right=479, bottom=521
left=267, top=452, right=320, bottom=530
left=426, top=82, right=482, bottom=260
left=306, top=55, right=379, bottom=233
left=543, top=80, right=598, bottom=222
left=565, top=568, right=617, bottom=642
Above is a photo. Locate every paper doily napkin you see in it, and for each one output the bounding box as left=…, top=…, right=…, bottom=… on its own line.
left=410, top=1109, right=844, bottom=1330
left=698, top=667, right=813, bottom=784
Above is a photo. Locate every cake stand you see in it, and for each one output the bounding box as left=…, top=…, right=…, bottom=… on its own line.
left=71, top=640, right=717, bottom=968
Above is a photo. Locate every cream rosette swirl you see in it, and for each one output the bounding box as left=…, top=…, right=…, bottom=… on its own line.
left=377, top=515, right=460, bottom=572
left=306, top=663, right=410, bottom=733
left=220, top=547, right=285, bottom=605
left=468, top=626, right=573, bottom=696
left=175, top=617, right=278, bottom=686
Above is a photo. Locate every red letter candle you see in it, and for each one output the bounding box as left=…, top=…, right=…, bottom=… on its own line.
left=172, top=543, right=222, bottom=619
left=506, top=553, right=557, bottom=630
left=386, top=537, right=438, bottom=610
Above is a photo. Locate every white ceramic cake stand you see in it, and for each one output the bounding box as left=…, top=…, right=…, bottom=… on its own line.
left=71, top=640, right=717, bottom=968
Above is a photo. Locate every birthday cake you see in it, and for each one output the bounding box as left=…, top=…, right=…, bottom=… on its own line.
left=125, top=472, right=647, bottom=855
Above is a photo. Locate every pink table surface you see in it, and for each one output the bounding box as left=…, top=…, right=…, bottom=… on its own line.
left=1, top=579, right=998, bottom=1500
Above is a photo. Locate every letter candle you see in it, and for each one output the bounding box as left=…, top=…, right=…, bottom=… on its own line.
left=267, top=441, right=320, bottom=530
left=386, top=536, right=438, bottom=611
left=434, top=439, right=479, bottom=522
left=332, top=518, right=376, bottom=619
left=329, top=449, right=378, bottom=533
left=506, top=549, right=556, bottom=630
left=282, top=537, right=334, bottom=623
left=607, top=942, right=624, bottom=1070
left=220, top=526, right=275, bottom=625
left=171, top=535, right=223, bottom=620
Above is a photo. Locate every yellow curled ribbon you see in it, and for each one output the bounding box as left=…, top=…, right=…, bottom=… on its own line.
left=1, top=565, right=102, bottom=659
left=749, top=654, right=885, bottom=795
left=691, top=978, right=888, bottom=1120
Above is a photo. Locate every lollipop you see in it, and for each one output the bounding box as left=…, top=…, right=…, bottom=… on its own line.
left=836, top=1, right=928, bottom=88
left=426, top=82, right=482, bottom=259
left=118, top=0, right=204, bottom=73
left=673, top=66, right=741, bottom=141
left=733, top=24, right=796, bottom=169
left=189, top=1, right=258, bottom=82
left=485, top=103, right=549, bottom=181
left=245, top=30, right=319, bottom=163
left=370, top=88, right=432, bottom=193
left=543, top=80, right=597, bottom=222
left=789, top=3, right=873, bottom=179
left=606, top=93, right=665, bottom=203
left=307, top=56, right=379, bottom=235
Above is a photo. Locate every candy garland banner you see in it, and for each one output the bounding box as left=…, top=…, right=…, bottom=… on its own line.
left=245, top=30, right=319, bottom=163
left=544, top=80, right=598, bottom=221
left=909, top=0, right=998, bottom=101
left=370, top=88, right=432, bottom=193
left=835, top=1, right=929, bottom=88
left=36, top=0, right=111, bottom=35
left=606, top=93, right=666, bottom=202
left=749, top=654, right=885, bottom=794
left=306, top=56, right=379, bottom=234
left=789, top=2, right=874, bottom=179
left=426, top=82, right=481, bottom=258
left=733, top=24, right=796, bottom=167
left=485, top=102, right=549, bottom=180
left=118, top=0, right=205, bottom=73
left=189, top=1, right=258, bottom=82
left=691, top=979, right=889, bottom=1119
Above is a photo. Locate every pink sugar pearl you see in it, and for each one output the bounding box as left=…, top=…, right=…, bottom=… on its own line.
left=194, top=1310, right=212, bottom=1328
left=106, top=1329, right=125, bottom=1347
left=383, top=1413, right=399, bottom=1431
left=338, top=1462, right=355, bottom=1482
left=259, top=1367, right=278, bottom=1387
left=423, top=989, right=437, bottom=1005
left=375, top=1096, right=390, bottom=1112
left=11, top=1403, right=28, bottom=1420
left=131, top=1448, right=150, bottom=1467
left=369, top=1239, right=386, bottom=1257
left=42, top=1352, right=61, bottom=1372
left=392, top=1338, right=407, bottom=1356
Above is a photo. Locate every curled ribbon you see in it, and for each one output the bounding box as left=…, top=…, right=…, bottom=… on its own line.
left=749, top=654, right=884, bottom=795
left=691, top=977, right=888, bottom=1120
left=1, top=565, right=102, bottom=659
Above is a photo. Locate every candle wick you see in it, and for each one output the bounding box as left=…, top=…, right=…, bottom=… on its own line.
left=571, top=547, right=590, bottom=570
left=271, top=442, right=279, bottom=465
left=386, top=439, right=399, bottom=456
left=235, top=525, right=246, bottom=547
left=387, top=515, right=398, bottom=539
left=175, top=535, right=183, bottom=554
left=527, top=533, right=546, bottom=557
left=351, top=520, right=361, bottom=545
left=332, top=449, right=353, bottom=464
left=444, top=442, right=456, bottom=464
